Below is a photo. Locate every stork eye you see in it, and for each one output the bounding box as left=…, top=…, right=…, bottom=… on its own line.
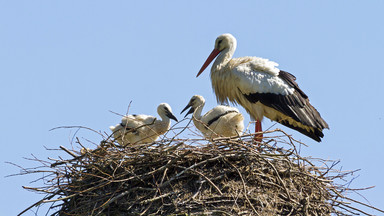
left=217, top=40, right=222, bottom=46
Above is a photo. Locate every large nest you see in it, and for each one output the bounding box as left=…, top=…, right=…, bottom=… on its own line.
left=15, top=128, right=383, bottom=216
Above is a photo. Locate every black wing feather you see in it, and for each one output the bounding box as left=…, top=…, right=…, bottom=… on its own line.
left=279, top=70, right=308, bottom=99
left=207, top=110, right=238, bottom=127
left=242, top=70, right=329, bottom=142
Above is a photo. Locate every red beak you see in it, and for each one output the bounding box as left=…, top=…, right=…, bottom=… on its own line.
left=196, top=48, right=221, bottom=77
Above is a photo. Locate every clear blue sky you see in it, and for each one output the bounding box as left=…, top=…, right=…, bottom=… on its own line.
left=1, top=1, right=383, bottom=215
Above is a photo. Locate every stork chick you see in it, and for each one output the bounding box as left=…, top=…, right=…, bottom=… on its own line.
left=110, top=103, right=178, bottom=145
left=181, top=95, right=244, bottom=138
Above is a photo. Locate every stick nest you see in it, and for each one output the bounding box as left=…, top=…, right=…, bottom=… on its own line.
left=15, top=129, right=383, bottom=216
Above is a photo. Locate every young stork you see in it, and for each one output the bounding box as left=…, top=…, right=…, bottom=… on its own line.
left=196, top=33, right=329, bottom=142
left=181, top=95, right=244, bottom=138
left=109, top=103, right=178, bottom=145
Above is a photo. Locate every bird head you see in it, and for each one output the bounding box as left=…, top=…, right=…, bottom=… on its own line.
left=215, top=33, right=236, bottom=52
left=196, top=33, right=237, bottom=77
left=158, top=103, right=178, bottom=122
left=180, top=95, right=205, bottom=118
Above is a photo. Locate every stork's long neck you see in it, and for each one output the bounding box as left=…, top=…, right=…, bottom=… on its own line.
left=211, top=46, right=236, bottom=73
left=210, top=45, right=237, bottom=105
left=158, top=113, right=171, bottom=125
left=192, top=102, right=205, bottom=121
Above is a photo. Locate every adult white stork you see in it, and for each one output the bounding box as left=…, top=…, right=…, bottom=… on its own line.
left=109, top=103, right=178, bottom=145
left=196, top=33, right=328, bottom=142
left=181, top=95, right=244, bottom=138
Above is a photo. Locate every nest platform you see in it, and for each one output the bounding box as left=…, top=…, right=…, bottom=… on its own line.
left=15, top=129, right=383, bottom=216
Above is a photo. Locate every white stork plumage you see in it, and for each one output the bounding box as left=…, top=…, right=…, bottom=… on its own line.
left=109, top=103, right=178, bottom=145
left=181, top=95, right=244, bottom=138
left=196, top=33, right=328, bottom=142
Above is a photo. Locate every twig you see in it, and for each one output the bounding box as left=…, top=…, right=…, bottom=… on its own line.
left=140, top=192, right=176, bottom=204
left=190, top=169, right=223, bottom=195
left=59, top=146, right=77, bottom=157
left=17, top=192, right=59, bottom=216
left=344, top=196, right=384, bottom=214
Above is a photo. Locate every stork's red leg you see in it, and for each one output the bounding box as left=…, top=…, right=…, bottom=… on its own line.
left=254, top=120, right=263, bottom=142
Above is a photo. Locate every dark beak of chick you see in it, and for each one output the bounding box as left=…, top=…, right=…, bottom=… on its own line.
left=180, top=103, right=195, bottom=118
left=165, top=110, right=178, bottom=122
